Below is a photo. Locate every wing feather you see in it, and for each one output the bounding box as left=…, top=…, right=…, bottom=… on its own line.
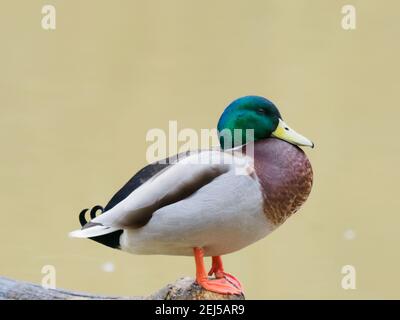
left=92, top=150, right=246, bottom=229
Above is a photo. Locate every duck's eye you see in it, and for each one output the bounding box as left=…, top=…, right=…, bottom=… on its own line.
left=256, top=108, right=266, bottom=114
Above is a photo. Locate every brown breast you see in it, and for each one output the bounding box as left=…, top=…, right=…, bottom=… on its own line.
left=244, top=138, right=313, bottom=227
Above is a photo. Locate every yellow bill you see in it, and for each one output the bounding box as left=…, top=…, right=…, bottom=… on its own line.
left=272, top=119, right=314, bottom=148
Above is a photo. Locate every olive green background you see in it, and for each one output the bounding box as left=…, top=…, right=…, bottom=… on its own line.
left=1, top=0, right=399, bottom=299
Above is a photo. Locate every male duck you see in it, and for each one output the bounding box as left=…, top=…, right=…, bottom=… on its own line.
left=70, top=96, right=314, bottom=295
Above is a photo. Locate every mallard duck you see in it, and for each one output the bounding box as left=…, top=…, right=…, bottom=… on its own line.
left=70, top=96, right=314, bottom=295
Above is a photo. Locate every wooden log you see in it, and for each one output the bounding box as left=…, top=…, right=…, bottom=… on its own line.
left=0, top=276, right=245, bottom=300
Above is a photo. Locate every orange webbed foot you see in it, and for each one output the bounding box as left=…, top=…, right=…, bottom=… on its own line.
left=197, top=276, right=242, bottom=295
left=208, top=256, right=243, bottom=292
left=193, top=248, right=243, bottom=295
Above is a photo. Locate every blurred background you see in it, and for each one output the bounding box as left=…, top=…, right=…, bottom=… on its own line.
left=0, top=0, right=399, bottom=299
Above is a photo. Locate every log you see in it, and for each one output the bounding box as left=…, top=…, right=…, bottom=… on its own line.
left=0, top=276, right=245, bottom=300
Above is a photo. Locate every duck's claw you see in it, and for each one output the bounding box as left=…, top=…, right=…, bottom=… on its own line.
left=220, top=272, right=243, bottom=292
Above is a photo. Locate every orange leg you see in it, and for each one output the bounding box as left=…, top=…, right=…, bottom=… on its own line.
left=193, top=247, right=242, bottom=295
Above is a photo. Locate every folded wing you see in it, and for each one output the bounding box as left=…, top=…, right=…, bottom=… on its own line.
left=69, top=150, right=248, bottom=238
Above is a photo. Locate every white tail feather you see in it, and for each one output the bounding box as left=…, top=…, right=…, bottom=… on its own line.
left=69, top=225, right=120, bottom=238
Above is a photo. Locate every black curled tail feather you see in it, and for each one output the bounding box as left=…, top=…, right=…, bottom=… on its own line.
left=90, top=205, right=104, bottom=219
left=79, top=206, right=104, bottom=227
left=79, top=209, right=89, bottom=227
left=77, top=205, right=122, bottom=249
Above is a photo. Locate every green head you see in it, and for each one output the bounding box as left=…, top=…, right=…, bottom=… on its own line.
left=217, top=96, right=314, bottom=149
